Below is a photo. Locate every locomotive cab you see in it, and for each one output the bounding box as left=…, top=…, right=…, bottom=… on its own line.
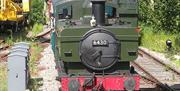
left=51, top=0, right=140, bottom=90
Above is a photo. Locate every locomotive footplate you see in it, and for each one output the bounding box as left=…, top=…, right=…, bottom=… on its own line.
left=59, top=74, right=140, bottom=91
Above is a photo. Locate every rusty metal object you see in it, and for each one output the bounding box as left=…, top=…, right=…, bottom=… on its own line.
left=36, top=27, right=52, bottom=38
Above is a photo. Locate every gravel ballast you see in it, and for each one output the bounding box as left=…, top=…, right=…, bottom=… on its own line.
left=37, top=45, right=60, bottom=91
left=139, top=47, right=180, bottom=72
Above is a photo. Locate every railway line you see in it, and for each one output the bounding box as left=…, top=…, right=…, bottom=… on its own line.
left=0, top=40, right=9, bottom=62
left=132, top=48, right=180, bottom=91
left=140, top=75, right=158, bottom=91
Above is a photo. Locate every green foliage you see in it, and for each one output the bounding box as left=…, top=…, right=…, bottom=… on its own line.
left=28, top=78, right=43, bottom=91
left=140, top=25, right=179, bottom=52
left=29, top=43, right=43, bottom=77
left=139, top=0, right=153, bottom=24
left=5, top=37, right=14, bottom=46
left=140, top=25, right=180, bottom=67
left=0, top=63, right=7, bottom=91
left=30, top=0, right=45, bottom=24
left=175, top=34, right=180, bottom=50
left=174, top=59, right=180, bottom=67
left=31, top=23, right=43, bottom=37
left=139, top=0, right=180, bottom=33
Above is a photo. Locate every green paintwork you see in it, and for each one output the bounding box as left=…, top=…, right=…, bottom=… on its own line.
left=56, top=27, right=138, bottom=62
left=53, top=0, right=138, bottom=26
left=52, top=0, right=139, bottom=73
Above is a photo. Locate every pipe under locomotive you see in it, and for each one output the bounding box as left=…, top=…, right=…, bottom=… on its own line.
left=51, top=0, right=140, bottom=90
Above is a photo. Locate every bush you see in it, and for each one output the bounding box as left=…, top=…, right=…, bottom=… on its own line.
left=139, top=0, right=180, bottom=33
left=175, top=34, right=180, bottom=50
left=31, top=23, right=43, bottom=37
left=30, top=0, right=45, bottom=25
left=140, top=25, right=179, bottom=52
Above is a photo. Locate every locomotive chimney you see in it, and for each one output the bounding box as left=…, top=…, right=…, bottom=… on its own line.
left=91, top=0, right=106, bottom=26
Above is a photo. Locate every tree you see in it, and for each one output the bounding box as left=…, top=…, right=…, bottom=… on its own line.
left=30, top=0, right=45, bottom=25
left=139, top=0, right=180, bottom=33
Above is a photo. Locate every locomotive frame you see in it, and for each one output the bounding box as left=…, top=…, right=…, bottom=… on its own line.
left=51, top=0, right=140, bottom=90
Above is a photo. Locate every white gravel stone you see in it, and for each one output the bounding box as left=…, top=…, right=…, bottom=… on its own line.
left=37, top=45, right=60, bottom=91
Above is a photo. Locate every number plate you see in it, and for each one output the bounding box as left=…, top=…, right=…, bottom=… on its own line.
left=92, top=40, right=109, bottom=46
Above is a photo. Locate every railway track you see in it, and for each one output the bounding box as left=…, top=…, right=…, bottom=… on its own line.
left=36, top=26, right=51, bottom=39
left=132, top=48, right=180, bottom=91
left=140, top=75, right=157, bottom=91
left=0, top=25, right=51, bottom=62
left=35, top=26, right=52, bottom=43
left=0, top=40, right=10, bottom=62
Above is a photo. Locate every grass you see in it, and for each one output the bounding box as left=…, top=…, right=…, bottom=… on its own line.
left=1, top=27, right=30, bottom=46
left=140, top=25, right=180, bottom=67
left=2, top=23, right=44, bottom=47
left=31, top=23, right=43, bottom=37
left=0, top=63, right=7, bottom=91
left=140, top=26, right=178, bottom=52
left=29, top=43, right=43, bottom=77
left=174, top=59, right=180, bottom=67
left=5, top=36, right=29, bottom=46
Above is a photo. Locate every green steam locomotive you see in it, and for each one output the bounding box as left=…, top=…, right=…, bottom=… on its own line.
left=51, top=0, right=140, bottom=90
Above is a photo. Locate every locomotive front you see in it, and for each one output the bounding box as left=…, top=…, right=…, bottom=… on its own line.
left=51, top=0, right=140, bottom=90
left=80, top=28, right=119, bottom=71
left=80, top=0, right=119, bottom=71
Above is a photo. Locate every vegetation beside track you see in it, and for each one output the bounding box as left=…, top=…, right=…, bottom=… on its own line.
left=28, top=43, right=44, bottom=91
left=30, top=0, right=45, bottom=25
left=140, top=25, right=180, bottom=67
left=29, top=43, right=43, bottom=77
left=0, top=25, right=43, bottom=91
left=140, top=25, right=180, bottom=52
left=139, top=0, right=179, bottom=33
left=0, top=0, right=46, bottom=90
left=0, top=63, right=7, bottom=91
left=139, top=0, right=180, bottom=67
left=31, top=23, right=44, bottom=37
left=28, top=0, right=45, bottom=37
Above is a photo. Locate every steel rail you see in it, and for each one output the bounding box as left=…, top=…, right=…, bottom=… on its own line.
left=132, top=47, right=180, bottom=91
left=36, top=28, right=52, bottom=38
left=131, top=61, right=175, bottom=91
left=138, top=48, right=180, bottom=76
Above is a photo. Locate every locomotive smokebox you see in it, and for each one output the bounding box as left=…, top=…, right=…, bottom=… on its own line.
left=91, top=0, right=106, bottom=26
